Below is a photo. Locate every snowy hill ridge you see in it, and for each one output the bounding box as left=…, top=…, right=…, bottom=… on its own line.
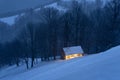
left=0, top=0, right=65, bottom=25
left=0, top=0, right=107, bottom=25
left=0, top=46, right=120, bottom=80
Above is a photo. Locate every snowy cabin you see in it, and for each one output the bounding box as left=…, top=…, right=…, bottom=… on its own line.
left=61, top=46, right=84, bottom=60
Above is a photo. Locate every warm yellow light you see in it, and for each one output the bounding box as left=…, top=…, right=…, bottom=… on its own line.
left=65, top=54, right=83, bottom=60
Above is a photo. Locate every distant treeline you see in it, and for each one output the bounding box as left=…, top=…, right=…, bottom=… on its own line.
left=0, top=0, right=120, bottom=69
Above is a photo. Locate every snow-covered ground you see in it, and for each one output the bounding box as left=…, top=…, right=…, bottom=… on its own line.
left=0, top=46, right=120, bottom=80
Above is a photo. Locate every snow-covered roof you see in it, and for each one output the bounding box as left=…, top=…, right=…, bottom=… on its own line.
left=63, top=46, right=84, bottom=55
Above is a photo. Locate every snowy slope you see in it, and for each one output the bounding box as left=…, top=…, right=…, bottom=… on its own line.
left=0, top=0, right=57, bottom=15
left=0, top=1, right=66, bottom=25
left=45, top=2, right=67, bottom=11
left=0, top=15, right=18, bottom=25
left=0, top=46, right=120, bottom=80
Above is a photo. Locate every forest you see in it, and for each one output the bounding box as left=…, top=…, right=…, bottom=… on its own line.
left=0, top=0, right=120, bottom=69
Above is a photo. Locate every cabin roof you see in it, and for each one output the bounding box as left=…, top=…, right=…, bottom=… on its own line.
left=63, top=46, right=84, bottom=55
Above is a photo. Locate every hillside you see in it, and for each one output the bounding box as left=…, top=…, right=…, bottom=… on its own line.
left=0, top=0, right=59, bottom=18
left=0, top=0, right=107, bottom=25
left=0, top=1, right=66, bottom=25
left=0, top=46, right=120, bottom=80
left=0, top=0, right=66, bottom=25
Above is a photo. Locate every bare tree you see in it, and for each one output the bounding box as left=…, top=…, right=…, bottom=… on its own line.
left=104, top=0, right=120, bottom=47
left=41, top=7, right=59, bottom=60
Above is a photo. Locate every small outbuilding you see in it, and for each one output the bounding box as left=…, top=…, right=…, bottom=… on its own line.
left=61, top=46, right=84, bottom=60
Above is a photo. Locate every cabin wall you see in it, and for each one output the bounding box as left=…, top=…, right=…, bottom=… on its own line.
left=65, top=53, right=83, bottom=60
left=61, top=49, right=65, bottom=59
